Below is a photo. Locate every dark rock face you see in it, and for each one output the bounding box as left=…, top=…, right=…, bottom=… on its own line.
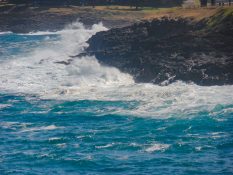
left=87, top=18, right=233, bottom=86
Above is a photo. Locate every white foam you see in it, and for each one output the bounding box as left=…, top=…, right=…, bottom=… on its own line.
left=95, top=143, right=114, bottom=149
left=0, top=104, right=11, bottom=109
left=0, top=31, right=12, bottom=35
left=48, top=137, right=62, bottom=141
left=56, top=143, right=67, bottom=148
left=195, top=146, right=202, bottom=151
left=210, top=132, right=228, bottom=139
left=0, top=122, right=32, bottom=129
left=20, top=125, right=60, bottom=132
left=0, top=21, right=133, bottom=96
left=0, top=122, right=18, bottom=129
left=145, top=143, right=170, bottom=152
left=18, top=31, right=61, bottom=36
left=0, top=21, right=233, bottom=118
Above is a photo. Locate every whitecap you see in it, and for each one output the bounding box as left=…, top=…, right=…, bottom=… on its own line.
left=129, top=142, right=141, bottom=147
left=20, top=125, right=61, bottom=132
left=0, top=20, right=233, bottom=118
left=95, top=143, right=114, bottom=149
left=145, top=143, right=170, bottom=153
left=0, top=122, right=32, bottom=129
left=0, top=31, right=12, bottom=35
left=0, top=104, right=11, bottom=109
left=48, top=137, right=62, bottom=141
left=56, top=143, right=67, bottom=148
left=195, top=146, right=202, bottom=151
left=210, top=132, right=228, bottom=139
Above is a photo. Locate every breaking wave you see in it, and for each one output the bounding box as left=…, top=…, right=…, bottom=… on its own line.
left=0, top=21, right=233, bottom=117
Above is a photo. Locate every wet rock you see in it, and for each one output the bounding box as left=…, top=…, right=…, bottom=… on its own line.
left=54, top=59, right=73, bottom=65
left=87, top=18, right=233, bottom=86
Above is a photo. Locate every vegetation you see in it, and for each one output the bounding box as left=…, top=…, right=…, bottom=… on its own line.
left=6, top=0, right=184, bottom=8
left=206, top=7, right=233, bottom=28
left=3, top=0, right=232, bottom=9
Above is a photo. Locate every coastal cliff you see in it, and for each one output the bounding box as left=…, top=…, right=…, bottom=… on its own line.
left=87, top=8, right=233, bottom=86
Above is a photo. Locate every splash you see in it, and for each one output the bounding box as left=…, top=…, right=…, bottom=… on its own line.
left=0, top=21, right=233, bottom=117
left=0, top=21, right=134, bottom=96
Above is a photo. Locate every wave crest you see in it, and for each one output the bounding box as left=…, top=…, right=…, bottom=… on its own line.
left=0, top=21, right=233, bottom=117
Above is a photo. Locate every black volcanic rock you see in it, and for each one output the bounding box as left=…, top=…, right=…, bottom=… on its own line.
left=87, top=17, right=233, bottom=86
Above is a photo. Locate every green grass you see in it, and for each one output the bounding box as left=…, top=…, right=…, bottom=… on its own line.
left=207, top=8, right=233, bottom=28
left=194, top=0, right=201, bottom=7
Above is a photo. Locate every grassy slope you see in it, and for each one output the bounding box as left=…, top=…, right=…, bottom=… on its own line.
left=45, top=6, right=233, bottom=27
left=1, top=2, right=232, bottom=22
left=93, top=5, right=233, bottom=21
left=0, top=3, right=232, bottom=31
left=206, top=7, right=233, bottom=27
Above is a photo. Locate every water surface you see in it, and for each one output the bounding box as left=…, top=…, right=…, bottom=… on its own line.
left=0, top=22, right=233, bottom=175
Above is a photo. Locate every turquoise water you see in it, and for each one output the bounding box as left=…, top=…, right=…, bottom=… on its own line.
left=0, top=23, right=233, bottom=174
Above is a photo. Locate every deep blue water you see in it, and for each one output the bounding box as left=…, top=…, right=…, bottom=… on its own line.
left=0, top=26, right=233, bottom=175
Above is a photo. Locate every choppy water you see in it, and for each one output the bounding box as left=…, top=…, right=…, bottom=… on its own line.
left=0, top=22, right=233, bottom=175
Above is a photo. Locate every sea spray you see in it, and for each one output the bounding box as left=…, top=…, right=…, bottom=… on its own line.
left=0, top=21, right=233, bottom=118
left=0, top=21, right=233, bottom=175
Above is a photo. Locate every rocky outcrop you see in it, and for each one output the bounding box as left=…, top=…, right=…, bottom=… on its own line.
left=87, top=15, right=233, bottom=86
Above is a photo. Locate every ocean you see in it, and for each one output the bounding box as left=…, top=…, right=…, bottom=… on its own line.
left=0, top=21, right=233, bottom=175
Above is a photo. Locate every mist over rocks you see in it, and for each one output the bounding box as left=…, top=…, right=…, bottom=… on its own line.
left=87, top=17, right=233, bottom=86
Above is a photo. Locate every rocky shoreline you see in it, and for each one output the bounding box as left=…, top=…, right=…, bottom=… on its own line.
left=1, top=6, right=233, bottom=86
left=87, top=9, right=233, bottom=86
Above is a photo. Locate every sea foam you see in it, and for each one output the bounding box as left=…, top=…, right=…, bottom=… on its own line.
left=0, top=21, right=233, bottom=118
